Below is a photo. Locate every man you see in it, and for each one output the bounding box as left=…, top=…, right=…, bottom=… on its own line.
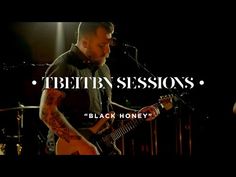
left=39, top=22, right=159, bottom=155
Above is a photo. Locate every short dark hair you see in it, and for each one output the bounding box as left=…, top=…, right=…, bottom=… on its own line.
left=77, top=22, right=114, bottom=41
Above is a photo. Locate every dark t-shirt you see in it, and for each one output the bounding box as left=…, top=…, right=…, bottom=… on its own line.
left=43, top=44, right=112, bottom=129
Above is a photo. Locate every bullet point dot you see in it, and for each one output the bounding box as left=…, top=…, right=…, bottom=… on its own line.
left=32, top=80, right=37, bottom=85
left=199, top=80, right=204, bottom=85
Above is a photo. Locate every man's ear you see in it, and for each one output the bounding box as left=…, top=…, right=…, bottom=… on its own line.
left=82, top=38, right=89, bottom=49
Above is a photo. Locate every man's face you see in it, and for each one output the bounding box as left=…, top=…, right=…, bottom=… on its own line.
left=86, top=27, right=112, bottom=66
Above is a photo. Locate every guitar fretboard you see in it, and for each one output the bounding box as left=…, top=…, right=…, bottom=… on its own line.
left=105, top=102, right=162, bottom=142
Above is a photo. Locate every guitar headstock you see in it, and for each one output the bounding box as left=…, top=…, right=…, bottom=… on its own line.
left=159, top=94, right=175, bottom=111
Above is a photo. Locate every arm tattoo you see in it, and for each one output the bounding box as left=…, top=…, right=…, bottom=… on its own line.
left=45, top=89, right=64, bottom=106
left=42, top=89, right=81, bottom=142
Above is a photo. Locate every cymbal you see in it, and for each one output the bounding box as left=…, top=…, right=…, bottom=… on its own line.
left=6, top=135, right=23, bottom=139
left=0, top=106, right=39, bottom=112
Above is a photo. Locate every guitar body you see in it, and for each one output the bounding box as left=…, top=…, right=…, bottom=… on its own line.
left=56, top=128, right=121, bottom=155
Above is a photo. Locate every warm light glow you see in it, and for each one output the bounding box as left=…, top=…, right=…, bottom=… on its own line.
left=55, top=22, right=65, bottom=57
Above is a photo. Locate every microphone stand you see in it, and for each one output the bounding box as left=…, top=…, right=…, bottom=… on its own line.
left=123, top=47, right=194, bottom=156
left=123, top=49, right=195, bottom=112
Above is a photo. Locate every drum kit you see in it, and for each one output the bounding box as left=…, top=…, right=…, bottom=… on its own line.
left=0, top=62, right=50, bottom=155
left=0, top=105, right=39, bottom=155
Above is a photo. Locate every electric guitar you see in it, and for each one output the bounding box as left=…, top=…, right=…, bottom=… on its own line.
left=56, top=95, right=175, bottom=155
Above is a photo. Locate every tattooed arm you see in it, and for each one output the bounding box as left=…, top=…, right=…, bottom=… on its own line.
left=39, top=88, right=99, bottom=155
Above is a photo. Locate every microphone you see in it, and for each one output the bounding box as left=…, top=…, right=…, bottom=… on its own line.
left=124, top=43, right=138, bottom=67
left=123, top=43, right=137, bottom=49
left=111, top=37, right=137, bottom=49
left=110, top=37, right=139, bottom=67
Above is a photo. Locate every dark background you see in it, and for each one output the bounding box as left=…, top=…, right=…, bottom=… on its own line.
left=0, top=9, right=235, bottom=158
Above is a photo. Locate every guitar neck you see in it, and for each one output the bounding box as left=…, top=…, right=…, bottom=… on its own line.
left=108, top=103, right=162, bottom=141
left=110, top=116, right=144, bottom=141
